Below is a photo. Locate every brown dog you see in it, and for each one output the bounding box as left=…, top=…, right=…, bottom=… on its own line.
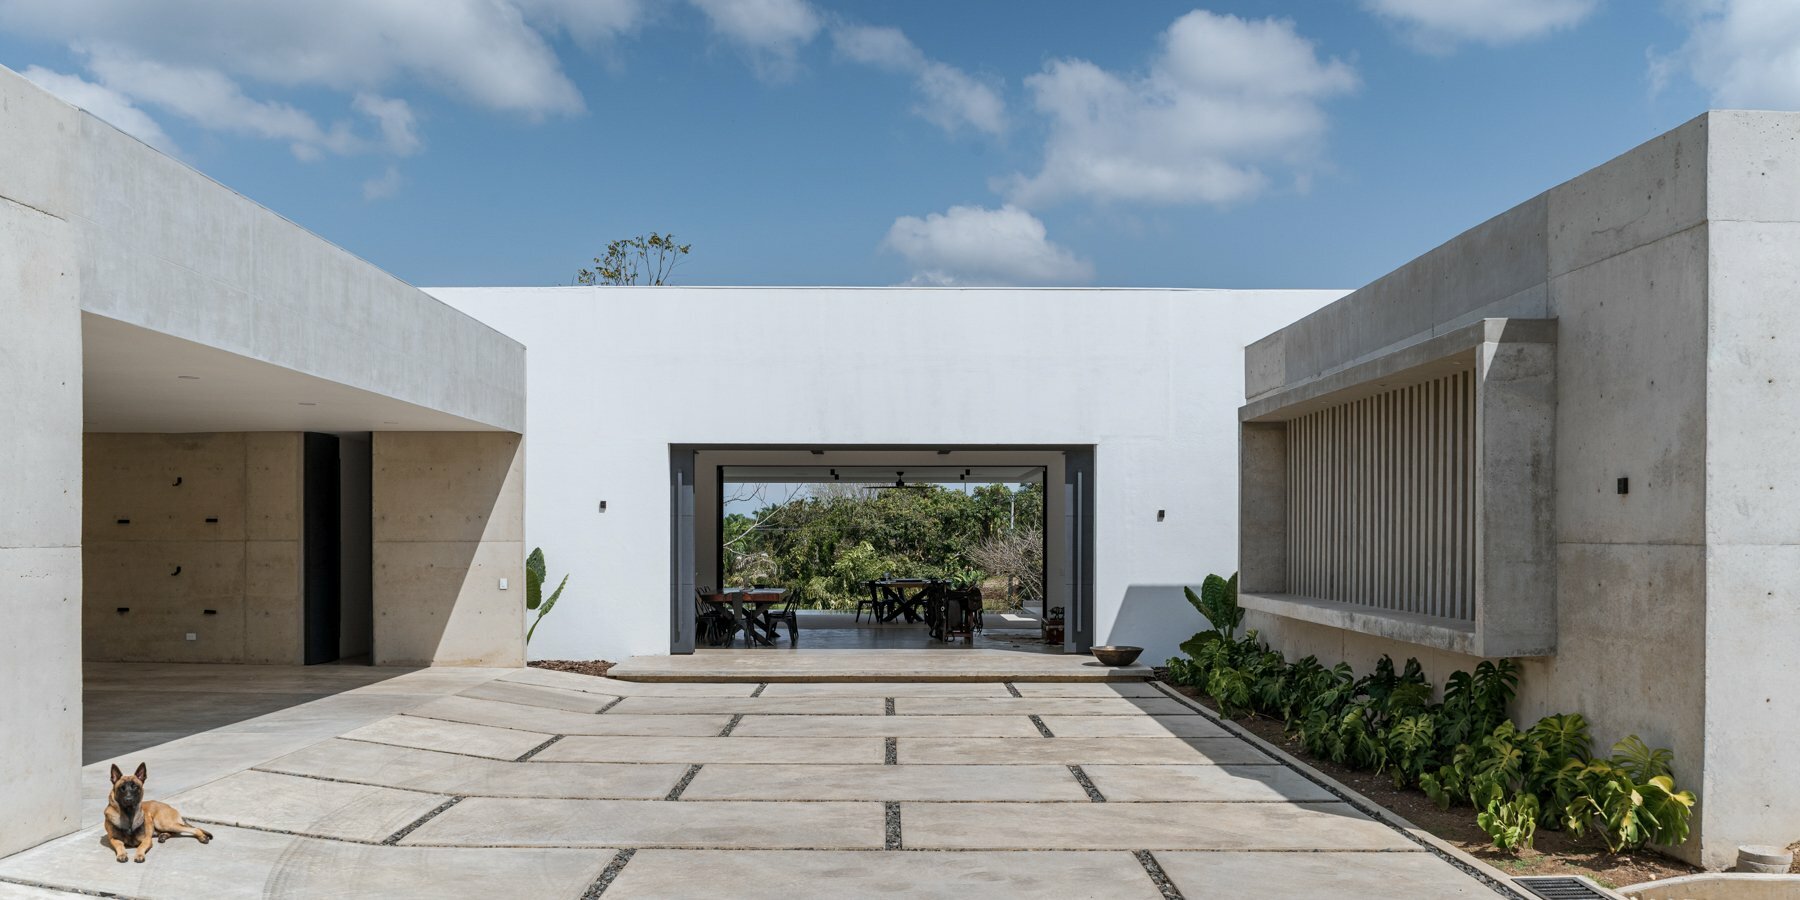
left=104, top=763, right=210, bottom=863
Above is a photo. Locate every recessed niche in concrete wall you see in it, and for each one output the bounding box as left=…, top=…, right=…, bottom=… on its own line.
left=1237, top=318, right=1556, bottom=658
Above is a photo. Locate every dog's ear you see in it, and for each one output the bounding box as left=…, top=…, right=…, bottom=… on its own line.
left=133, top=762, right=147, bottom=783
left=110, top=764, right=122, bottom=785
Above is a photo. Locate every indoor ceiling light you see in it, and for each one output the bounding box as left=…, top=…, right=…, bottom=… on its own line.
left=177, top=375, right=199, bottom=380
left=298, top=402, right=317, bottom=406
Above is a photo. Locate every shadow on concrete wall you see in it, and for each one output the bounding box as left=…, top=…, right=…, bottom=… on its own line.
left=1109, top=584, right=1210, bottom=666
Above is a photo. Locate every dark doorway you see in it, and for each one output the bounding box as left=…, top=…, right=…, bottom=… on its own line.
left=303, top=432, right=341, bottom=665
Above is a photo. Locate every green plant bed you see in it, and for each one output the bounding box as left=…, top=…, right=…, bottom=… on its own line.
left=1157, top=676, right=1700, bottom=889
left=1167, top=572, right=1697, bottom=869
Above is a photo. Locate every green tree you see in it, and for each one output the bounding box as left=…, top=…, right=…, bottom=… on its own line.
left=576, top=232, right=691, bottom=285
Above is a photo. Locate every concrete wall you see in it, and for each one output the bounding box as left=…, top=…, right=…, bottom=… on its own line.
left=430, top=287, right=1343, bottom=666
left=1240, top=112, right=1800, bottom=867
left=82, top=433, right=307, bottom=664
left=371, top=432, right=525, bottom=667
left=0, top=71, right=85, bottom=858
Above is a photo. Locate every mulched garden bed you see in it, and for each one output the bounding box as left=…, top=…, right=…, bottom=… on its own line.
left=529, top=659, right=615, bottom=677
left=1156, top=676, right=1700, bottom=890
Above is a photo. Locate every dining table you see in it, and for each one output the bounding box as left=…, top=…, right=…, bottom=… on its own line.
left=868, top=578, right=944, bottom=625
left=711, top=587, right=787, bottom=647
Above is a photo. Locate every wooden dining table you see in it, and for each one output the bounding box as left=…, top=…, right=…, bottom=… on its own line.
left=709, top=587, right=787, bottom=647
left=868, top=578, right=944, bottom=625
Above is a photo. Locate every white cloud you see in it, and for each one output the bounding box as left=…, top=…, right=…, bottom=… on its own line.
left=688, top=0, right=821, bottom=81
left=883, top=204, right=1092, bottom=285
left=0, top=1, right=610, bottom=117
left=1363, top=0, right=1598, bottom=53
left=362, top=165, right=403, bottom=201
left=18, top=65, right=176, bottom=153
left=79, top=47, right=390, bottom=161
left=1656, top=0, right=1800, bottom=109
left=832, top=24, right=1005, bottom=136
left=353, top=93, right=422, bottom=156
left=1002, top=10, right=1355, bottom=209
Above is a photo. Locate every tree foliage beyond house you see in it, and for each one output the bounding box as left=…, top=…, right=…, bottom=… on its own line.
left=723, top=482, right=1045, bottom=609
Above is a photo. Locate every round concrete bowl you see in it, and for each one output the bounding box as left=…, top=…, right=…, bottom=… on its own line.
left=1090, top=645, right=1143, bottom=667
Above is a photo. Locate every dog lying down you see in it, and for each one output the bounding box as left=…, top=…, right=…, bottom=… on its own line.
left=104, top=763, right=211, bottom=863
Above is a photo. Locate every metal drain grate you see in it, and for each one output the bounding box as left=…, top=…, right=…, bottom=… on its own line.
left=1513, top=876, right=1617, bottom=899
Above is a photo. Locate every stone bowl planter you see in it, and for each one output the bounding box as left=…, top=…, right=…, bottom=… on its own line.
left=1090, top=645, right=1143, bottom=667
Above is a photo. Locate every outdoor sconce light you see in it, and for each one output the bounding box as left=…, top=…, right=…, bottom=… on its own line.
left=1157, top=509, right=1166, bottom=522
left=598, top=500, right=608, bottom=513
left=1617, top=477, right=1629, bottom=495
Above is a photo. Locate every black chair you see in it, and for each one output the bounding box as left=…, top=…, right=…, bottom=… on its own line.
left=695, top=587, right=739, bottom=647
left=760, top=593, right=799, bottom=644
left=854, top=582, right=883, bottom=623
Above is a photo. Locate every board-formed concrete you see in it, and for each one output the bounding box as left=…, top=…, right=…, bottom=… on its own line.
left=0, top=668, right=1506, bottom=897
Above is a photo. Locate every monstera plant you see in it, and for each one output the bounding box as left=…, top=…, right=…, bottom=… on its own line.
left=525, top=547, right=568, bottom=644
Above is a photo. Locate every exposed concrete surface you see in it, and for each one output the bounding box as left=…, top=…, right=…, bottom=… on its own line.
left=0, top=666, right=1498, bottom=898
left=1158, top=850, right=1492, bottom=898
left=0, top=69, right=85, bottom=858
left=605, top=850, right=1166, bottom=900
left=371, top=432, right=524, bottom=667
left=83, top=433, right=307, bottom=664
left=1238, top=110, right=1800, bottom=866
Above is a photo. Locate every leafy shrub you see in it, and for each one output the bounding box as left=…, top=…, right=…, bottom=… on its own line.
left=1164, top=582, right=1695, bottom=857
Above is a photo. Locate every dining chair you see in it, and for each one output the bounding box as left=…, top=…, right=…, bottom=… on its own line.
left=694, top=587, right=738, bottom=647
left=758, top=591, right=799, bottom=644
left=854, top=582, right=883, bottom=623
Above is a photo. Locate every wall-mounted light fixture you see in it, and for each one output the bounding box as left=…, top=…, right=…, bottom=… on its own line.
left=1617, top=477, right=1629, bottom=495
left=810, top=450, right=825, bottom=455
left=598, top=500, right=608, bottom=513
left=1156, top=509, right=1166, bottom=522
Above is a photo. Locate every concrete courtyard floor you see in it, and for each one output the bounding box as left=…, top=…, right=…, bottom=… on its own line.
left=0, top=666, right=1512, bottom=899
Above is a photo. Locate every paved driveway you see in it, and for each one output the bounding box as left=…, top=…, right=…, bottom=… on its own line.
left=0, top=669, right=1503, bottom=899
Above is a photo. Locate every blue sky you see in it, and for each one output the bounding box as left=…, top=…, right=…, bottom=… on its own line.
left=0, top=1, right=1788, bottom=290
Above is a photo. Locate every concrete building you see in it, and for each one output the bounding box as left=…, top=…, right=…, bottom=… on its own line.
left=5, top=54, right=1799, bottom=870
left=1, top=67, right=527, bottom=856
left=428, top=286, right=1339, bottom=666
left=1238, top=111, right=1800, bottom=867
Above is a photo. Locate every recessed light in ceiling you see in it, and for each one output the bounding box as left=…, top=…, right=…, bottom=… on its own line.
left=177, top=375, right=200, bottom=380
left=298, top=402, right=317, bottom=406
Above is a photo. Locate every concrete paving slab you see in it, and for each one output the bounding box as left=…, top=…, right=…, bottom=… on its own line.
left=408, top=695, right=733, bottom=736
left=457, top=679, right=616, bottom=712
left=895, top=697, right=1196, bottom=716
left=258, top=738, right=687, bottom=799
left=1009, top=682, right=1166, bottom=698
left=499, top=667, right=757, bottom=696
left=79, top=732, right=342, bottom=823
left=682, top=764, right=1088, bottom=801
left=604, top=696, right=885, bottom=716
left=898, top=737, right=1275, bottom=765
left=403, top=798, right=884, bottom=849
left=1036, top=714, right=1232, bottom=739
left=1082, top=764, right=1337, bottom=802
left=1157, top=850, right=1488, bottom=898
left=730, top=714, right=1039, bottom=738
left=0, top=882, right=80, bottom=898
left=339, top=715, right=551, bottom=760
left=900, top=801, right=1417, bottom=851
left=537, top=736, right=883, bottom=764
left=754, top=682, right=1010, bottom=697
left=0, top=824, right=609, bottom=900
left=169, top=770, right=447, bottom=842
left=605, top=849, right=1165, bottom=900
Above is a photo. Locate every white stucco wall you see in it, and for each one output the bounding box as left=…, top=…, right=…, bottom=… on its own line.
left=431, top=286, right=1341, bottom=665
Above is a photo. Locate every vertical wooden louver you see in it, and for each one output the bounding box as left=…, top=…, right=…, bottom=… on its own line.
left=1284, top=370, right=1476, bottom=621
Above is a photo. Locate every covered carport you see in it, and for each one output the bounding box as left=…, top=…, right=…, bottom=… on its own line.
left=0, top=66, right=526, bottom=857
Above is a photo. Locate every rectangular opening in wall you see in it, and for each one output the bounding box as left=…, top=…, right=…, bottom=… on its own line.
left=1285, top=370, right=1476, bottom=621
